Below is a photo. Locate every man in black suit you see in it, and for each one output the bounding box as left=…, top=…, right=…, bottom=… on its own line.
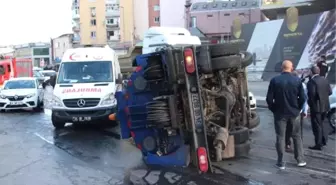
left=266, top=60, right=306, bottom=169
left=307, top=66, right=332, bottom=150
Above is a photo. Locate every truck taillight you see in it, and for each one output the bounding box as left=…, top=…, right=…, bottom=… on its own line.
left=184, top=48, right=196, bottom=74
left=197, top=147, right=209, bottom=173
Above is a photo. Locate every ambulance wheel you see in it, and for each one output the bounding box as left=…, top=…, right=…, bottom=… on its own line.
left=234, top=140, right=251, bottom=158
left=229, top=126, right=249, bottom=145
left=247, top=111, right=260, bottom=130
left=240, top=51, right=253, bottom=68
left=209, top=43, right=240, bottom=57
left=211, top=55, right=241, bottom=70
left=51, top=112, right=65, bottom=129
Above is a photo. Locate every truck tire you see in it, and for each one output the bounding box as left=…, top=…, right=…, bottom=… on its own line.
left=247, top=111, right=260, bottom=130
left=52, top=112, right=66, bottom=129
left=211, top=55, right=241, bottom=70
left=229, top=126, right=249, bottom=145
left=235, top=140, right=251, bottom=158
left=240, top=51, right=253, bottom=68
left=209, top=43, right=240, bottom=57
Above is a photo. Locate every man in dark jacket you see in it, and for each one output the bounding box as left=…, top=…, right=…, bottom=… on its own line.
left=307, top=66, right=332, bottom=150
left=266, top=60, right=306, bottom=169
left=317, top=55, right=328, bottom=77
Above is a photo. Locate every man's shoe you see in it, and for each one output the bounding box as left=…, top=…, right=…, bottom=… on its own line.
left=297, top=161, right=307, bottom=167
left=275, top=163, right=285, bottom=170
left=285, top=145, right=293, bottom=153
left=308, top=146, right=322, bottom=151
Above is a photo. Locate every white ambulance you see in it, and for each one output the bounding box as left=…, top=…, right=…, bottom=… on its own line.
left=51, top=46, right=122, bottom=129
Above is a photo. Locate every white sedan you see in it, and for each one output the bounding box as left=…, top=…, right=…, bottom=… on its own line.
left=0, top=77, right=44, bottom=111
left=328, top=86, right=336, bottom=132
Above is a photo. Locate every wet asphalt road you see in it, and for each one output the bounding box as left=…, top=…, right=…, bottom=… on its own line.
left=0, top=109, right=144, bottom=185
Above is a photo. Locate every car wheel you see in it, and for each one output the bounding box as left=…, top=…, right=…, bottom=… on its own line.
left=211, top=55, right=242, bottom=70
left=328, top=109, right=336, bottom=131
left=52, top=112, right=65, bottom=129
left=234, top=140, right=251, bottom=158
left=229, top=126, right=249, bottom=145
left=247, top=111, right=260, bottom=130
left=240, top=51, right=253, bottom=68
left=33, top=100, right=43, bottom=112
left=209, top=43, right=240, bottom=57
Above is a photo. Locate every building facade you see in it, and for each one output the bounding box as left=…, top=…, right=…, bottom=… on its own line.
left=71, top=0, right=122, bottom=47
left=14, top=43, right=51, bottom=68
left=52, top=34, right=74, bottom=63
left=148, top=0, right=161, bottom=27
left=189, top=1, right=262, bottom=43
left=133, top=0, right=149, bottom=41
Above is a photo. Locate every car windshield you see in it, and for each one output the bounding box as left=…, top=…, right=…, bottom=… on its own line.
left=57, top=61, right=113, bottom=84
left=4, top=80, right=36, bottom=89
left=42, top=71, right=56, bottom=77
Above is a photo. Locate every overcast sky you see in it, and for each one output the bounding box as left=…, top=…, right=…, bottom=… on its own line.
left=0, top=0, right=72, bottom=46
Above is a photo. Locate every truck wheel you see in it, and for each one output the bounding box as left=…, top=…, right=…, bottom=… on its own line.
left=229, top=126, right=249, bottom=145
left=240, top=51, right=253, bottom=68
left=211, top=55, right=241, bottom=70
left=235, top=140, right=251, bottom=158
left=209, top=43, right=240, bottom=57
left=51, top=112, right=65, bottom=129
left=247, top=111, right=260, bottom=130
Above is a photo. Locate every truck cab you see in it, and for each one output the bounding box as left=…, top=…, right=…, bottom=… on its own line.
left=51, top=46, right=122, bottom=129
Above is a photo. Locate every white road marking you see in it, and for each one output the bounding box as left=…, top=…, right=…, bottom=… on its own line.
left=34, top=132, right=54, bottom=144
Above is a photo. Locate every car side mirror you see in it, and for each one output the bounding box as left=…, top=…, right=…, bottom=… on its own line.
left=116, top=73, right=123, bottom=84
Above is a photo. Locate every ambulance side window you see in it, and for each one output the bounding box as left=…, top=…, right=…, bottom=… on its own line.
left=7, top=65, right=11, bottom=72
left=0, top=65, right=5, bottom=75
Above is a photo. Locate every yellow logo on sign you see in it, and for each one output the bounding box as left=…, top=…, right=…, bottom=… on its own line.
left=232, top=17, right=242, bottom=39
left=286, top=7, right=299, bottom=32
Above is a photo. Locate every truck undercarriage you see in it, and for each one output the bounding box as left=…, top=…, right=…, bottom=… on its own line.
left=116, top=43, right=259, bottom=173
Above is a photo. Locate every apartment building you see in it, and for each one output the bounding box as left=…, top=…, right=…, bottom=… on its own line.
left=71, top=0, right=122, bottom=47
left=51, top=34, right=74, bottom=63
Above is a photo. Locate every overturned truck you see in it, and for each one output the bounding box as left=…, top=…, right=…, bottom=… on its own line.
left=116, top=28, right=260, bottom=173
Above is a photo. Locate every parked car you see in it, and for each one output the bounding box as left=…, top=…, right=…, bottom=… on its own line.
left=249, top=92, right=257, bottom=110
left=0, top=77, right=44, bottom=112
left=328, top=86, right=336, bottom=132
left=40, top=70, right=57, bottom=81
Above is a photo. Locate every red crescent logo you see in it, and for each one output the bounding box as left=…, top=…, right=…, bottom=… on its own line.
left=69, top=53, right=75, bottom=60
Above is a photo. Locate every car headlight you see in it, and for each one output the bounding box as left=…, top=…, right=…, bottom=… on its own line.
left=52, top=95, right=63, bottom=107
left=100, top=93, right=117, bottom=106
left=26, top=93, right=36, bottom=98
left=0, top=94, right=6, bottom=99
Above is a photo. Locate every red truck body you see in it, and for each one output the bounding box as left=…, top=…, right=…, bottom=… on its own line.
left=0, top=56, right=33, bottom=87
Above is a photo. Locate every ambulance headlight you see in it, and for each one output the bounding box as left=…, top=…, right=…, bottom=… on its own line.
left=101, top=93, right=117, bottom=106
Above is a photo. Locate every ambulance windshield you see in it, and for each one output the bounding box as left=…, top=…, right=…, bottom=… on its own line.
left=57, top=61, right=113, bottom=84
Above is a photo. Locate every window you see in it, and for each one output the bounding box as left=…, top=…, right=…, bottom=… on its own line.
left=7, top=65, right=11, bottom=72
left=232, top=2, right=237, bottom=6
left=252, top=1, right=257, bottom=5
left=203, top=4, right=207, bottom=8
left=239, top=13, right=245, bottom=16
left=108, top=31, right=115, bottom=37
left=57, top=61, right=113, bottom=84
left=33, top=48, right=49, bottom=56
left=90, top=7, right=96, bottom=17
left=0, top=65, right=4, bottom=75
left=241, top=2, right=247, bottom=6
left=224, top=13, right=230, bottom=16
left=222, top=3, right=227, bottom=7
left=191, top=17, right=197, bottom=28
left=107, top=19, right=115, bottom=24
left=192, top=5, right=198, bottom=9
left=91, top=19, right=96, bottom=26
left=153, top=5, right=160, bottom=11
left=91, top=31, right=96, bottom=39
left=212, top=3, right=217, bottom=8
left=154, top=17, right=160, bottom=23
left=106, top=4, right=113, bottom=11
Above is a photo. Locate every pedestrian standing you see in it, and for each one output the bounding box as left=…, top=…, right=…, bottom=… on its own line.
left=266, top=60, right=306, bottom=169
left=307, top=66, right=332, bottom=150
left=317, top=55, right=328, bottom=78
left=285, top=71, right=309, bottom=152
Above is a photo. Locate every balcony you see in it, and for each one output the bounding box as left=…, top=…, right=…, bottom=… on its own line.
left=106, top=10, right=120, bottom=17
left=106, top=21, right=119, bottom=29
left=72, top=26, right=80, bottom=32
left=72, top=11, right=80, bottom=20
